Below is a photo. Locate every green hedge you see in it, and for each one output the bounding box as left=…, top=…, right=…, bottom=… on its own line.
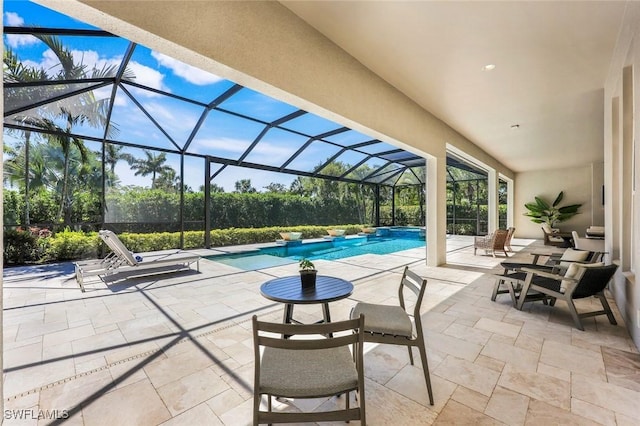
left=3, top=224, right=366, bottom=265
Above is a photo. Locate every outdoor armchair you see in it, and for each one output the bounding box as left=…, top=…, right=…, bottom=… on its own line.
left=541, top=223, right=565, bottom=247
left=493, top=248, right=603, bottom=305
left=515, top=263, right=618, bottom=330
left=572, top=231, right=605, bottom=254
left=474, top=228, right=509, bottom=257
left=505, top=226, right=516, bottom=252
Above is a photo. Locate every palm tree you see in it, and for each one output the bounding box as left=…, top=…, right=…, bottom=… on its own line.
left=129, top=150, right=174, bottom=188
left=104, top=144, right=134, bottom=187
left=4, top=34, right=134, bottom=224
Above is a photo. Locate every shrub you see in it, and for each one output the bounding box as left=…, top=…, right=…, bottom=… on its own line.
left=3, top=229, right=39, bottom=264
left=45, top=229, right=100, bottom=261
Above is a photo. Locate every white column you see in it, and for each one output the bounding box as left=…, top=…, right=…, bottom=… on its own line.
left=487, top=169, right=498, bottom=232
left=426, top=154, right=447, bottom=266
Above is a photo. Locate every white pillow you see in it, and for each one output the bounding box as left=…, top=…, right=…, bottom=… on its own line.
left=541, top=223, right=552, bottom=233
left=560, top=262, right=604, bottom=292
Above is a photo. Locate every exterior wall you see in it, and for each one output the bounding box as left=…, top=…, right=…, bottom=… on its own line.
left=604, top=2, right=640, bottom=349
left=515, top=165, right=595, bottom=239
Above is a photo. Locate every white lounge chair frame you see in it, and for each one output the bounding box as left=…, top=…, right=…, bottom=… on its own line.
left=74, top=230, right=200, bottom=291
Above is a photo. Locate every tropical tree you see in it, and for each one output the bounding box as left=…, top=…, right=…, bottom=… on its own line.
left=198, top=183, right=225, bottom=193
left=264, top=182, right=288, bottom=193
left=3, top=33, right=134, bottom=224
left=234, top=179, right=256, bottom=193
left=128, top=150, right=174, bottom=189
left=154, top=168, right=180, bottom=192
left=104, top=144, right=134, bottom=187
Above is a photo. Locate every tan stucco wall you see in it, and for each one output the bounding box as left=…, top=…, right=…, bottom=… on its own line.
left=515, top=165, right=599, bottom=239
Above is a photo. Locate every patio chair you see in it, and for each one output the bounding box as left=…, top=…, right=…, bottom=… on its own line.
left=74, top=230, right=200, bottom=292
left=505, top=226, right=516, bottom=252
left=541, top=223, right=565, bottom=247
left=350, top=266, right=434, bottom=405
left=473, top=228, right=509, bottom=257
left=572, top=231, right=605, bottom=254
left=515, top=263, right=618, bottom=330
left=252, top=315, right=366, bottom=425
left=493, top=248, right=602, bottom=305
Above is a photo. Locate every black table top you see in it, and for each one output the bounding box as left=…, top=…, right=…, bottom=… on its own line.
left=260, top=275, right=353, bottom=304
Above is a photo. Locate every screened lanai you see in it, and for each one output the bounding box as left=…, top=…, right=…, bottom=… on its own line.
left=3, top=2, right=490, bottom=245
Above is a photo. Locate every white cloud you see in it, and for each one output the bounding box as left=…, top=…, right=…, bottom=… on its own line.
left=126, top=61, right=169, bottom=92
left=22, top=44, right=171, bottom=99
left=4, top=12, right=38, bottom=48
left=140, top=100, right=200, bottom=138
left=151, top=51, right=222, bottom=85
left=188, top=137, right=250, bottom=156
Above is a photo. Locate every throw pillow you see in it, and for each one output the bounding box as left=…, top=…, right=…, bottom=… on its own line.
left=561, top=262, right=604, bottom=293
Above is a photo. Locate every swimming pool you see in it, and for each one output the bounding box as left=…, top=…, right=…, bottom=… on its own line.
left=207, top=233, right=425, bottom=271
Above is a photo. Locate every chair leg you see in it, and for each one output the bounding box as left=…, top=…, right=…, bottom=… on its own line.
left=565, top=296, right=585, bottom=331
left=417, top=342, right=434, bottom=405
left=491, top=278, right=501, bottom=301
left=253, top=393, right=261, bottom=426
left=596, top=292, right=618, bottom=325
left=407, top=346, right=414, bottom=365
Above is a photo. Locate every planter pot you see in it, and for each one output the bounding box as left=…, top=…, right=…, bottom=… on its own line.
left=300, top=270, right=317, bottom=289
left=280, top=232, right=302, bottom=241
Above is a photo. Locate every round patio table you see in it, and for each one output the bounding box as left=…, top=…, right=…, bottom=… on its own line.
left=260, top=275, right=353, bottom=335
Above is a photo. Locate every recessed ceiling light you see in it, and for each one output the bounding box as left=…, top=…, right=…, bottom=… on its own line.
left=510, top=124, right=520, bottom=129
left=482, top=64, right=496, bottom=71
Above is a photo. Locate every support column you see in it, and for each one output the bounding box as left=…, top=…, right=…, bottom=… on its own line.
left=487, top=169, right=498, bottom=233
left=506, top=176, right=515, bottom=228
left=204, top=158, right=211, bottom=249
left=426, top=154, right=447, bottom=266
left=391, top=186, right=396, bottom=226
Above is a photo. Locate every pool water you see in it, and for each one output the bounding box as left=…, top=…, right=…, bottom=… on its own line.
left=207, top=235, right=425, bottom=271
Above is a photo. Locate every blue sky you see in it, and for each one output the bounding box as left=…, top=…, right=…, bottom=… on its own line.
left=3, top=1, right=401, bottom=192
left=3, top=0, right=333, bottom=191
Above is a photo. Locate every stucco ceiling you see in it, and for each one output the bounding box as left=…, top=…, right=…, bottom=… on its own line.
left=281, top=1, right=627, bottom=173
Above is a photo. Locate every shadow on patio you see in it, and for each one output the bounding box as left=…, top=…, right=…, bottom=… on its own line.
left=3, top=236, right=639, bottom=425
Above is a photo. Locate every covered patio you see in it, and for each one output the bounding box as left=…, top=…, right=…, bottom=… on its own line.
left=3, top=236, right=638, bottom=425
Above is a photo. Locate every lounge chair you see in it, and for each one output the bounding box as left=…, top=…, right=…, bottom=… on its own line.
left=74, top=230, right=200, bottom=292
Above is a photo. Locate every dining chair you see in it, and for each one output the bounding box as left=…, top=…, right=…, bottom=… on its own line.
left=350, top=266, right=434, bottom=405
left=252, top=315, right=366, bottom=425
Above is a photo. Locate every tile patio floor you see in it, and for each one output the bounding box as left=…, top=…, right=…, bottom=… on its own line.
left=2, top=235, right=639, bottom=425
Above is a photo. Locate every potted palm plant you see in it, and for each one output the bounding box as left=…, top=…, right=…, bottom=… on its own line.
left=524, top=191, right=582, bottom=228
left=299, top=258, right=317, bottom=289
